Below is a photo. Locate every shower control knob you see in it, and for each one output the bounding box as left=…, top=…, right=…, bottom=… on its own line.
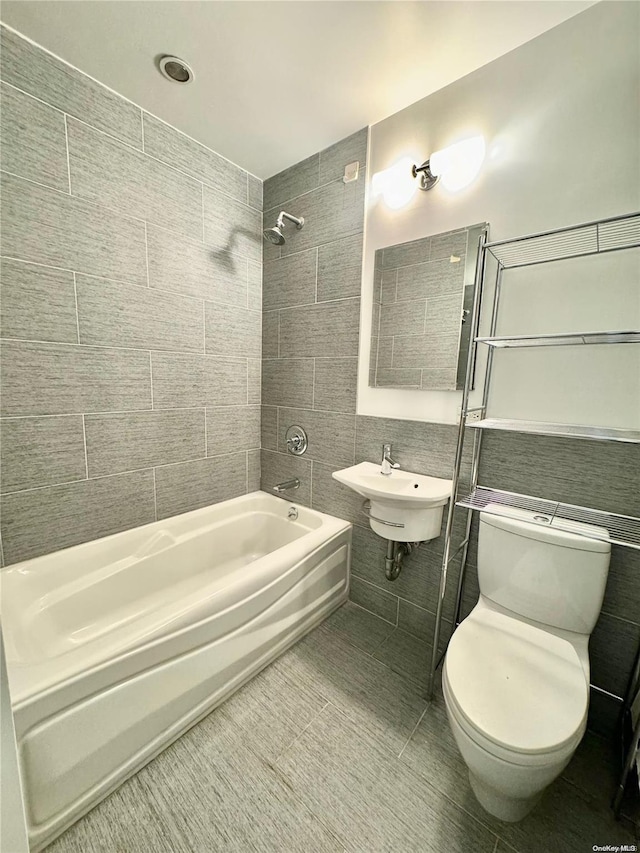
left=286, top=425, right=308, bottom=456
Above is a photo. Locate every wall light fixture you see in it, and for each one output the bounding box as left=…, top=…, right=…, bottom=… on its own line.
left=413, top=135, right=486, bottom=193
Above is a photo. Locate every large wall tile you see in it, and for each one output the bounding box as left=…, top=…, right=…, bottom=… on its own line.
left=590, top=613, right=640, bottom=697
left=1, top=340, right=151, bottom=416
left=85, top=409, right=205, bottom=477
left=0, top=415, right=86, bottom=493
left=313, top=358, right=358, bottom=413
left=350, top=577, right=398, bottom=624
left=261, top=406, right=278, bottom=451
left=67, top=119, right=202, bottom=238
left=277, top=408, right=355, bottom=467
left=0, top=26, right=142, bottom=148
left=247, top=449, right=260, bottom=491
left=151, top=352, right=247, bottom=409
left=262, top=311, right=279, bottom=359
left=247, top=175, right=263, bottom=211
left=203, top=185, right=262, bottom=263
left=154, top=452, right=247, bottom=519
left=262, top=359, right=314, bottom=408
left=279, top=298, right=360, bottom=358
left=263, top=249, right=317, bottom=311
left=147, top=225, right=247, bottom=306
left=0, top=82, right=68, bottom=191
left=263, top=153, right=319, bottom=211
left=142, top=113, right=247, bottom=203
left=247, top=262, right=262, bottom=311
left=0, top=172, right=147, bottom=283
left=317, top=234, right=363, bottom=302
left=206, top=406, right=260, bottom=456
left=355, top=415, right=466, bottom=481
left=266, top=177, right=365, bottom=257
left=204, top=302, right=261, bottom=358
left=260, top=450, right=311, bottom=506
left=310, top=461, right=363, bottom=526
left=1, top=470, right=155, bottom=564
left=248, top=358, right=261, bottom=404
left=0, top=259, right=78, bottom=343
left=382, top=236, right=430, bottom=269
left=76, top=275, right=203, bottom=352
left=318, top=127, right=368, bottom=185
left=478, top=431, right=640, bottom=517
left=602, top=546, right=640, bottom=626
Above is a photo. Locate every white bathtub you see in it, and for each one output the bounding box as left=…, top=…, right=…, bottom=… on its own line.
left=1, top=491, right=351, bottom=851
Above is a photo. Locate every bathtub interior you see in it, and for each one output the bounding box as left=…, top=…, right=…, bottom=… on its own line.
left=1, top=492, right=329, bottom=673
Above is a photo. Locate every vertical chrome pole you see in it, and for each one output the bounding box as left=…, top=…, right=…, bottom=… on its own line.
left=450, top=262, right=503, bottom=628
left=426, top=232, right=488, bottom=699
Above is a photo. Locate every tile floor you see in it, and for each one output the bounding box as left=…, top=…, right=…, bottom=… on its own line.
left=49, top=602, right=639, bottom=853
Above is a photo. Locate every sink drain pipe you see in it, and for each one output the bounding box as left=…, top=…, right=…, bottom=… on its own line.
left=384, top=540, right=422, bottom=581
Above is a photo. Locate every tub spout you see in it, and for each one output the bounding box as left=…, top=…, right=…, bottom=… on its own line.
left=273, top=478, right=300, bottom=493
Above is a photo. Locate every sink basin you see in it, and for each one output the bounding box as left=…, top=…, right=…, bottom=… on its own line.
left=332, top=462, right=453, bottom=541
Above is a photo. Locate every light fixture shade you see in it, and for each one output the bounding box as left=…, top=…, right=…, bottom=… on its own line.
left=371, top=156, right=419, bottom=209
left=430, top=135, right=485, bottom=191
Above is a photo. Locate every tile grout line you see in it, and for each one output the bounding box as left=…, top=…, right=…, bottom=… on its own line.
left=148, top=352, right=155, bottom=410
left=397, top=704, right=428, bottom=760
left=0, top=448, right=249, bottom=498
left=63, top=113, right=72, bottom=194
left=274, top=700, right=331, bottom=766
left=143, top=221, right=151, bottom=287
left=81, top=414, right=89, bottom=480
left=152, top=467, right=158, bottom=522
left=72, top=272, right=81, bottom=344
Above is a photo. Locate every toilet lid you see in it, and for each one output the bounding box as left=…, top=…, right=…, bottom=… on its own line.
left=445, top=605, right=588, bottom=755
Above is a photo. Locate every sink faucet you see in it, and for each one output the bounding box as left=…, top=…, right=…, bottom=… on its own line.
left=381, top=443, right=400, bottom=476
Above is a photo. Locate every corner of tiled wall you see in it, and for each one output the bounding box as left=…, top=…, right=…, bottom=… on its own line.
left=0, top=24, right=263, bottom=564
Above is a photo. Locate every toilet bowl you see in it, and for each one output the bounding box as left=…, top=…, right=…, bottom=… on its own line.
left=442, top=507, right=610, bottom=821
left=442, top=597, right=588, bottom=821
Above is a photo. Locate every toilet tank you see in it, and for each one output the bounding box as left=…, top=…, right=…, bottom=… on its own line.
left=477, top=506, right=611, bottom=634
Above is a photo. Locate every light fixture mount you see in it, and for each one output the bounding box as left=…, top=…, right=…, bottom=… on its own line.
left=158, top=55, right=195, bottom=84
left=411, top=160, right=440, bottom=191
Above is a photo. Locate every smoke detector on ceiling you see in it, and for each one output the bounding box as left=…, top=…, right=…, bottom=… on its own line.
left=158, top=55, right=194, bottom=84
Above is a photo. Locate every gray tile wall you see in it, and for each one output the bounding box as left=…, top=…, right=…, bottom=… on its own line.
left=0, top=26, right=262, bottom=565
left=260, top=131, right=639, bottom=736
left=260, top=128, right=472, bottom=647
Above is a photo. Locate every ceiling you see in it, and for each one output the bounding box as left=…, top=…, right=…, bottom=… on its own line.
left=1, top=1, right=596, bottom=179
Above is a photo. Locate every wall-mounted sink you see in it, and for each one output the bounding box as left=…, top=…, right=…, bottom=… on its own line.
left=332, top=461, right=453, bottom=541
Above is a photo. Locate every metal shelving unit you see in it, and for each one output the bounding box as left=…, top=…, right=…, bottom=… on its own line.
left=427, top=210, right=640, bottom=703
left=466, top=418, right=640, bottom=444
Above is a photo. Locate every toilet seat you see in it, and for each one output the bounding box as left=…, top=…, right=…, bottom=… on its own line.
left=444, top=601, right=588, bottom=760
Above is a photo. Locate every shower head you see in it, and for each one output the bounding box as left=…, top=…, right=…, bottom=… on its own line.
left=263, top=226, right=285, bottom=245
left=263, top=210, right=304, bottom=245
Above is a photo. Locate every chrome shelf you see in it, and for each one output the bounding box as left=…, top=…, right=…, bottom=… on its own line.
left=457, top=486, right=640, bottom=550
left=465, top=417, right=640, bottom=444
left=476, top=330, right=640, bottom=348
left=485, top=211, right=640, bottom=269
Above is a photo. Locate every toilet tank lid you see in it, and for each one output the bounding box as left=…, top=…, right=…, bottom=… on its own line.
left=480, top=505, right=611, bottom=553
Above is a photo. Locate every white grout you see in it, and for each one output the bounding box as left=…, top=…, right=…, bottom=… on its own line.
left=152, top=468, right=158, bottom=522
left=81, top=414, right=89, bottom=479
left=63, top=114, right=72, bottom=194
left=397, top=705, right=428, bottom=760
left=72, top=272, right=81, bottom=344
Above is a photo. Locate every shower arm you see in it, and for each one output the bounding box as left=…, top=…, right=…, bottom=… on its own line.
left=277, top=211, right=305, bottom=230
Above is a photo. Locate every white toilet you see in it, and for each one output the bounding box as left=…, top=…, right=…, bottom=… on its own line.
left=442, top=506, right=611, bottom=822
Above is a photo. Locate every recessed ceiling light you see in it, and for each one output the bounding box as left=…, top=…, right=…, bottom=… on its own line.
left=158, top=55, right=194, bottom=84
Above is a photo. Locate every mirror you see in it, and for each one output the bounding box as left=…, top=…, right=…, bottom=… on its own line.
left=369, top=223, right=487, bottom=390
